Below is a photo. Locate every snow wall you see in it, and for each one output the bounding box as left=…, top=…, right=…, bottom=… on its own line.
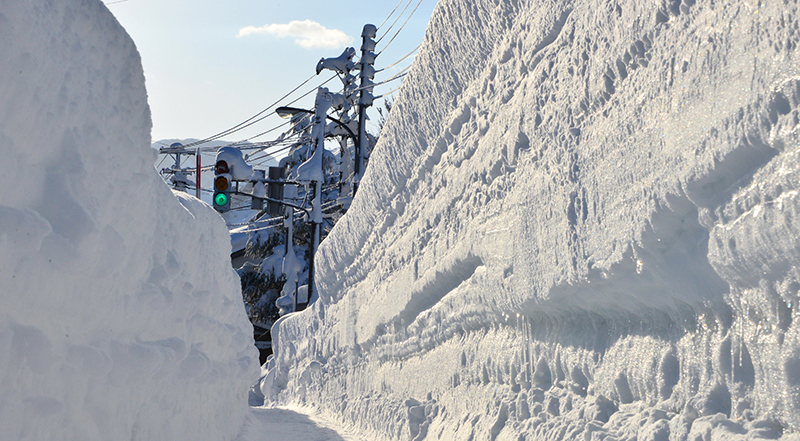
left=0, top=1, right=259, bottom=440
left=269, top=0, right=800, bottom=439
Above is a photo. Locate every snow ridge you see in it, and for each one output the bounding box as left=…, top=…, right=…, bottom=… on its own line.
left=0, top=1, right=258, bottom=440
left=268, top=0, right=800, bottom=440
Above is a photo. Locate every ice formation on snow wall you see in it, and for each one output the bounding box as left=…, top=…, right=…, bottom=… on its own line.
left=0, top=1, right=258, bottom=440
left=270, top=0, right=800, bottom=439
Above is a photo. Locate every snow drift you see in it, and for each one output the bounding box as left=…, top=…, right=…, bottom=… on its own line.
left=268, top=0, right=800, bottom=439
left=0, top=1, right=258, bottom=440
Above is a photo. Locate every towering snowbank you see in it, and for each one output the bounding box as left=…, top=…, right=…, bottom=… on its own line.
left=0, top=1, right=258, bottom=440
left=269, top=0, right=800, bottom=439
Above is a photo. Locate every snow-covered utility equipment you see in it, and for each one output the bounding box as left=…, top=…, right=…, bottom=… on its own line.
left=355, top=24, right=377, bottom=195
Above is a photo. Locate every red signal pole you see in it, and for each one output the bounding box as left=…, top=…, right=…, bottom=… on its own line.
left=196, top=147, right=201, bottom=199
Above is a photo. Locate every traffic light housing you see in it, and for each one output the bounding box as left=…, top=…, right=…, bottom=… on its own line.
left=213, top=159, right=231, bottom=212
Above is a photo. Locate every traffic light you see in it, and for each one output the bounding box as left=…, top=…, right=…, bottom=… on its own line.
left=213, top=159, right=231, bottom=212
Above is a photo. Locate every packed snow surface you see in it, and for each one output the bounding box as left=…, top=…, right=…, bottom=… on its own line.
left=267, top=0, right=800, bottom=439
left=0, top=1, right=258, bottom=440
left=235, top=406, right=367, bottom=441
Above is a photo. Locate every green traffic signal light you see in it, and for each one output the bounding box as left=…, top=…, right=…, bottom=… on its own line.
left=214, top=193, right=229, bottom=207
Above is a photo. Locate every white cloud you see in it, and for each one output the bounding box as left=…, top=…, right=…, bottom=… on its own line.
left=237, top=20, right=353, bottom=49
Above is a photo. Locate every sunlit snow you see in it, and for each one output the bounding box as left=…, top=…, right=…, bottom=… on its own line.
left=0, top=1, right=257, bottom=440
left=265, top=0, right=800, bottom=440
left=3, top=0, right=800, bottom=440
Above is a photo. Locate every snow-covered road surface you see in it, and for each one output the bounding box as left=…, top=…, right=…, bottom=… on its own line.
left=237, top=407, right=366, bottom=441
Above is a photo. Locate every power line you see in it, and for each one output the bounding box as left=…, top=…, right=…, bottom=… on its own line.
left=218, top=120, right=293, bottom=150
left=181, top=72, right=320, bottom=149
left=197, top=73, right=337, bottom=147
left=355, top=65, right=411, bottom=93
left=217, top=73, right=338, bottom=154
left=244, top=118, right=309, bottom=154
left=376, top=0, right=407, bottom=30
left=156, top=9, right=411, bottom=153
left=378, top=0, right=427, bottom=55
left=155, top=153, right=169, bottom=170
left=246, top=98, right=360, bottom=164
left=245, top=130, right=309, bottom=163
left=376, top=83, right=405, bottom=100
left=159, top=8, right=416, bottom=177
left=376, top=0, right=415, bottom=44
left=284, top=73, right=337, bottom=108
left=247, top=144, right=294, bottom=164
left=179, top=74, right=314, bottom=148
left=165, top=109, right=309, bottom=169
left=376, top=44, right=420, bottom=73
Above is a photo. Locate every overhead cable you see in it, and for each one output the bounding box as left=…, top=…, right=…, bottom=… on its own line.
left=187, top=72, right=337, bottom=150
left=181, top=72, right=319, bottom=148
left=207, top=72, right=336, bottom=143
left=378, top=0, right=426, bottom=54
left=246, top=143, right=295, bottom=164
left=155, top=153, right=169, bottom=170
left=354, top=66, right=411, bottom=93
left=376, top=45, right=420, bottom=73
left=375, top=83, right=405, bottom=101
left=376, top=0, right=415, bottom=44
left=376, top=0, right=407, bottom=30
left=203, top=112, right=311, bottom=165
left=284, top=73, right=338, bottom=108
left=224, top=120, right=292, bottom=148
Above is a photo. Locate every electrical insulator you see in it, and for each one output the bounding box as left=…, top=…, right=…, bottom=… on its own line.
left=360, top=64, right=376, bottom=80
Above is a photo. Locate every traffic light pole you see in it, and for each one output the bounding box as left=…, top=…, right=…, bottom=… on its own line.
left=196, top=147, right=201, bottom=199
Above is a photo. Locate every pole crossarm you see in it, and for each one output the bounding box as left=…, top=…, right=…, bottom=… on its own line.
left=159, top=146, right=198, bottom=155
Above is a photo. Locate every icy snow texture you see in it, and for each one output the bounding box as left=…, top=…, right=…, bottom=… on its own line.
left=0, top=1, right=258, bottom=440
left=269, top=0, right=800, bottom=439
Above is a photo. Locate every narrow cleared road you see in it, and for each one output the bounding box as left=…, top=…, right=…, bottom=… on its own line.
left=236, top=406, right=368, bottom=441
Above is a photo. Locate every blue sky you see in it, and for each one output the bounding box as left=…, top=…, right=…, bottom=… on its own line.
left=106, top=0, right=438, bottom=143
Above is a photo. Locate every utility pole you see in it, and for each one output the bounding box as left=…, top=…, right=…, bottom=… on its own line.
left=267, top=167, right=285, bottom=214
left=315, top=46, right=359, bottom=200
left=158, top=142, right=196, bottom=193
left=294, top=87, right=334, bottom=306
left=304, top=179, right=318, bottom=311
left=355, top=24, right=377, bottom=196
left=277, top=181, right=302, bottom=316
